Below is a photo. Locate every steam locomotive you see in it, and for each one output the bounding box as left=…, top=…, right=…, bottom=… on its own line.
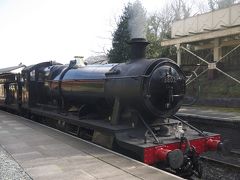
left=0, top=38, right=224, bottom=177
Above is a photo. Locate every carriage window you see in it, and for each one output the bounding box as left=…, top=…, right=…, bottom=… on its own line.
left=38, top=72, right=44, bottom=82
left=0, top=85, right=5, bottom=98
left=30, top=70, right=35, bottom=81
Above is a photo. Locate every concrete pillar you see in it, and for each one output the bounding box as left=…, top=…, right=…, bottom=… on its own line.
left=208, top=38, right=221, bottom=80
left=213, top=38, right=222, bottom=62
left=176, top=44, right=181, bottom=66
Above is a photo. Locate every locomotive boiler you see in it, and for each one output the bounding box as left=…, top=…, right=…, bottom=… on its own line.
left=0, top=38, right=226, bottom=177
left=48, top=38, right=185, bottom=124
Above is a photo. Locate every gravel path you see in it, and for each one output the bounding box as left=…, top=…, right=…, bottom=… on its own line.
left=0, top=146, right=32, bottom=180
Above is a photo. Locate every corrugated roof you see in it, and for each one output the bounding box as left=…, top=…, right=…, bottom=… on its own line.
left=0, top=64, right=26, bottom=74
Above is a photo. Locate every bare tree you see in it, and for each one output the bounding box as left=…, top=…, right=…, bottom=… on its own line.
left=208, top=0, right=239, bottom=10
left=171, top=0, right=192, bottom=21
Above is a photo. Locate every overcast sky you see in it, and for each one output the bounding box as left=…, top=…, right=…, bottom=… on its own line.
left=0, top=0, right=206, bottom=68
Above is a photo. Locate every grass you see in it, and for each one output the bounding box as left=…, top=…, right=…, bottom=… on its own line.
left=186, top=70, right=240, bottom=98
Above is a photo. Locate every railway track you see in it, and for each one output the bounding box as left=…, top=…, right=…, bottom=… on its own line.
left=199, top=151, right=240, bottom=179
left=201, top=154, right=240, bottom=170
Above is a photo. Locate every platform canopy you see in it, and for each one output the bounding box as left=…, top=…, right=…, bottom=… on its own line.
left=161, top=3, right=240, bottom=49
left=0, top=64, right=26, bottom=76
left=161, top=3, right=240, bottom=84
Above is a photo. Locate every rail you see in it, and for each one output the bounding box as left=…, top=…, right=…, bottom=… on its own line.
left=200, top=150, right=240, bottom=172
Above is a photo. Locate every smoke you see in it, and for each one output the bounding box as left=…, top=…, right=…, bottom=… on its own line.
left=128, top=0, right=147, bottom=39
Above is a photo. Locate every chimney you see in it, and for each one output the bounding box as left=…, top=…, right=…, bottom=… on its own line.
left=129, top=38, right=149, bottom=61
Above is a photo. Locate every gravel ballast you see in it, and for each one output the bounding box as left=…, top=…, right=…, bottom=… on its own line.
left=0, top=146, right=32, bottom=180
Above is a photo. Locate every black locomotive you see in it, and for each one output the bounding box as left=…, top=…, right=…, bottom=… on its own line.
left=0, top=38, right=224, bottom=177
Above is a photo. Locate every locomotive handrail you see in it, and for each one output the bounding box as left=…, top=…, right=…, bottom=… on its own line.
left=131, top=110, right=160, bottom=144
left=105, top=74, right=150, bottom=80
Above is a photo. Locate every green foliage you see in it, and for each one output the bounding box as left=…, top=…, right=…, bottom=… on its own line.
left=146, top=34, right=161, bottom=58
left=108, top=0, right=192, bottom=62
left=146, top=25, right=176, bottom=59
left=146, top=14, right=161, bottom=58
left=187, top=70, right=240, bottom=98
left=145, top=7, right=178, bottom=59
left=108, top=4, right=131, bottom=63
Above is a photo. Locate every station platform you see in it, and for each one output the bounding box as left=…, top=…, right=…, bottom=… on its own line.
left=0, top=110, right=181, bottom=180
left=177, top=106, right=240, bottom=122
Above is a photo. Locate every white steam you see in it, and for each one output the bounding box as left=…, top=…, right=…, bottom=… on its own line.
left=128, top=0, right=147, bottom=39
